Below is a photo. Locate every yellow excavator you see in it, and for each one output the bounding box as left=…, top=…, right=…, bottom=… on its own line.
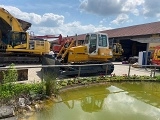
left=42, top=32, right=114, bottom=77
left=0, top=7, right=50, bottom=64
left=0, top=7, right=114, bottom=77
left=111, top=43, right=124, bottom=61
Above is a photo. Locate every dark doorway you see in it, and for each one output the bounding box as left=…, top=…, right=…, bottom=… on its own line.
left=119, top=39, right=147, bottom=59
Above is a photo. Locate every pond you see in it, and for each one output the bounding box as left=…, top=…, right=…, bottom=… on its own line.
left=26, top=82, right=160, bottom=120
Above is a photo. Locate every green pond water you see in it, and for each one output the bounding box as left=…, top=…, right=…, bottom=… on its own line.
left=27, top=82, right=160, bottom=120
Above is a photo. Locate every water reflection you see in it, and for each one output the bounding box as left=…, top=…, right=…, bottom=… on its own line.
left=81, top=95, right=104, bottom=113
left=27, top=83, right=160, bottom=120
left=114, top=82, right=160, bottom=108
left=60, top=85, right=108, bottom=113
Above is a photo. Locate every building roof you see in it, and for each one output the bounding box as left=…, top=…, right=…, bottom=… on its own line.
left=101, top=21, right=160, bottom=38
left=67, top=21, right=160, bottom=40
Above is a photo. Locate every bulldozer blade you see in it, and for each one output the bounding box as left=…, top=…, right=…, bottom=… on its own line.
left=42, top=55, right=61, bottom=78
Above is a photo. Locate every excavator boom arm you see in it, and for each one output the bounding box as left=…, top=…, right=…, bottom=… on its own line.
left=0, top=7, right=23, bottom=32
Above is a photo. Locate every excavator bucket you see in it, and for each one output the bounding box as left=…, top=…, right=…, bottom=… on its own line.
left=42, top=54, right=61, bottom=78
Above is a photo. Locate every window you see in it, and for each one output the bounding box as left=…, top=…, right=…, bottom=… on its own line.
left=9, top=31, right=27, bottom=46
left=98, top=34, right=108, bottom=47
left=84, top=34, right=89, bottom=44
left=90, top=34, right=97, bottom=47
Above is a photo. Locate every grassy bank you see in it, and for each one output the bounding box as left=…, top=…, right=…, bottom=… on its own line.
left=1, top=64, right=160, bottom=104
left=0, top=64, right=46, bottom=105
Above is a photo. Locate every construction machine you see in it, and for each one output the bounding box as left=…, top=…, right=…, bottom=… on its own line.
left=111, top=43, right=124, bottom=61
left=50, top=34, right=124, bottom=62
left=0, top=7, right=50, bottom=64
left=42, top=32, right=114, bottom=77
left=151, top=45, right=160, bottom=65
left=30, top=34, right=63, bottom=53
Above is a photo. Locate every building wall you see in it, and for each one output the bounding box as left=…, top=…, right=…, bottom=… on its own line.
left=149, top=43, right=160, bottom=51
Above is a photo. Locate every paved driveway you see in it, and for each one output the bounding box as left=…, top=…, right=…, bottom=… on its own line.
left=3, top=63, right=160, bottom=83
left=112, top=62, right=160, bottom=77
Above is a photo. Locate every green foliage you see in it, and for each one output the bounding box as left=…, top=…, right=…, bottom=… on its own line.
left=56, top=74, right=156, bottom=90
left=0, top=82, right=45, bottom=103
left=0, top=64, right=46, bottom=103
left=60, top=80, right=68, bottom=86
left=1, top=64, right=157, bottom=104
left=98, top=75, right=106, bottom=81
left=2, top=63, right=18, bottom=83
left=67, top=79, right=74, bottom=85
left=153, top=75, right=160, bottom=81
left=0, top=64, right=18, bottom=102
left=81, top=80, right=88, bottom=85
left=44, top=73, right=58, bottom=96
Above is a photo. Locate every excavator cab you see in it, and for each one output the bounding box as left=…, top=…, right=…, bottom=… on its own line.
left=0, top=31, right=29, bottom=51
left=85, top=33, right=109, bottom=55
left=6, top=31, right=27, bottom=48
left=86, top=34, right=98, bottom=54
left=83, top=33, right=113, bottom=62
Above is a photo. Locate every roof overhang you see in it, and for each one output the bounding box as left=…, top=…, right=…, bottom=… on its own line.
left=131, top=37, right=160, bottom=43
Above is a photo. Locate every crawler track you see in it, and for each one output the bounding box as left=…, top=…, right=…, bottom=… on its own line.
left=0, top=53, right=42, bottom=64
left=42, top=55, right=114, bottom=78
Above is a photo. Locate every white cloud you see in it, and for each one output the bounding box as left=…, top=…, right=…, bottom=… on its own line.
left=99, top=18, right=107, bottom=24
left=122, top=0, right=144, bottom=15
left=30, top=21, right=111, bottom=36
left=0, top=5, right=64, bottom=27
left=79, top=0, right=160, bottom=25
left=111, top=14, right=129, bottom=25
left=0, top=5, right=110, bottom=36
left=40, top=13, right=64, bottom=27
left=79, top=0, right=146, bottom=26
left=79, top=0, right=145, bottom=16
left=80, top=0, right=124, bottom=15
left=2, top=0, right=160, bottom=37
left=142, top=0, right=160, bottom=17
left=157, top=14, right=160, bottom=18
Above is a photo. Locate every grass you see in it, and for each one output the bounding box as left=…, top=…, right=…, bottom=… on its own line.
left=0, top=64, right=46, bottom=104
left=0, top=63, right=160, bottom=105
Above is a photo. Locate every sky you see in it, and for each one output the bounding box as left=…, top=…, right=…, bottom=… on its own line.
left=0, top=0, right=160, bottom=37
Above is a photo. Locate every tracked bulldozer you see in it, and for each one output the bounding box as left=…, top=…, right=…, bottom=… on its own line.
left=42, top=33, right=114, bottom=77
